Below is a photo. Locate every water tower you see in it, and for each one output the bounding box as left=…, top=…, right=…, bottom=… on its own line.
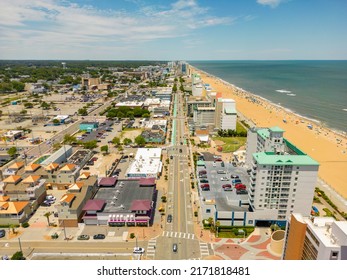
left=62, top=62, right=66, bottom=69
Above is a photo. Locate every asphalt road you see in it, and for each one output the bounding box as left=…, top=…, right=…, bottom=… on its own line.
left=156, top=90, right=201, bottom=260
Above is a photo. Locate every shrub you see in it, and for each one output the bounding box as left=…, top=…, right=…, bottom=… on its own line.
left=129, top=233, right=135, bottom=239
left=21, top=222, right=30, bottom=228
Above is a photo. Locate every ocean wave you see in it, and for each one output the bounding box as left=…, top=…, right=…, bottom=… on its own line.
left=343, top=109, right=347, bottom=112
left=276, top=89, right=292, bottom=93
left=287, top=93, right=296, bottom=96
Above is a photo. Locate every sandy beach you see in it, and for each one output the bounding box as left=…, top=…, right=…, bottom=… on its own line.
left=190, top=67, right=347, bottom=199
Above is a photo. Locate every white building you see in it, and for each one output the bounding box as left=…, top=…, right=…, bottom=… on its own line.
left=215, top=98, right=237, bottom=130
left=246, top=127, right=319, bottom=222
left=283, top=213, right=347, bottom=260
left=126, top=148, right=162, bottom=178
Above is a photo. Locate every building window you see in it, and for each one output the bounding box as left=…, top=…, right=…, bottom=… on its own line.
left=248, top=220, right=253, bottom=225
left=330, top=251, right=339, bottom=260
left=206, top=209, right=211, bottom=214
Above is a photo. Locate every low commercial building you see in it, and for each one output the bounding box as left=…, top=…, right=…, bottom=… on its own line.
left=141, top=130, right=165, bottom=144
left=41, top=145, right=73, bottom=166
left=53, top=115, right=71, bottom=124
left=3, top=130, right=23, bottom=141
left=126, top=148, right=162, bottom=178
left=84, top=178, right=156, bottom=226
left=79, top=122, right=98, bottom=132
left=283, top=213, right=347, bottom=260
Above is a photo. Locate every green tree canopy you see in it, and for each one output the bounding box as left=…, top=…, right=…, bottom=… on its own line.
left=7, top=147, right=17, bottom=157
left=100, top=145, right=109, bottom=154
left=112, top=136, right=120, bottom=146
left=134, top=135, right=146, bottom=147
left=123, top=138, right=132, bottom=145
left=63, top=134, right=76, bottom=144
left=83, top=140, right=98, bottom=150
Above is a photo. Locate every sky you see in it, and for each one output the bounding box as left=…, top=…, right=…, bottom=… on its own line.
left=0, top=0, right=346, bottom=60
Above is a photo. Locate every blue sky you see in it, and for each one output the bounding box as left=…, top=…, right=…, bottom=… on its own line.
left=0, top=0, right=346, bottom=60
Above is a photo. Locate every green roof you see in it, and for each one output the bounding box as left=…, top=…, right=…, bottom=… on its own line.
left=269, top=126, right=285, bottom=133
left=257, top=129, right=270, bottom=140
left=253, top=152, right=319, bottom=166
left=224, top=108, right=237, bottom=114
left=197, top=160, right=205, bottom=166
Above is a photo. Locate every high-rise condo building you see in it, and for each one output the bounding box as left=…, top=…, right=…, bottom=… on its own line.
left=246, top=127, right=319, bottom=223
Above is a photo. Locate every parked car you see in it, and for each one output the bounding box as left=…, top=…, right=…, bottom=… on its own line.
left=200, top=179, right=209, bottom=183
left=170, top=156, right=173, bottom=160
left=231, top=175, right=239, bottom=179
left=46, top=195, right=55, bottom=201
left=200, top=184, right=210, bottom=190
left=172, top=243, right=178, bottom=253
left=41, top=202, right=51, bottom=207
left=199, top=174, right=207, bottom=179
left=224, top=187, right=233, bottom=191
left=167, top=214, right=173, bottom=223
left=93, top=234, right=106, bottom=240
left=236, top=189, right=248, bottom=195
left=0, top=229, right=5, bottom=238
left=212, top=162, right=216, bottom=167
left=220, top=177, right=229, bottom=181
left=77, top=234, right=90, bottom=240
left=217, top=170, right=226, bottom=174
left=221, top=162, right=225, bottom=167
left=133, top=247, right=145, bottom=254
left=198, top=170, right=207, bottom=175
left=235, top=184, right=246, bottom=190
left=215, top=158, right=222, bottom=162
left=222, top=184, right=232, bottom=189
left=83, top=166, right=90, bottom=170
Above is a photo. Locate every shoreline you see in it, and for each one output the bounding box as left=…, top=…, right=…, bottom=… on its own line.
left=189, top=65, right=347, bottom=200
left=194, top=67, right=347, bottom=138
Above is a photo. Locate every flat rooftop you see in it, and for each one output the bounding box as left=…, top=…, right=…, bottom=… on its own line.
left=94, top=179, right=155, bottom=213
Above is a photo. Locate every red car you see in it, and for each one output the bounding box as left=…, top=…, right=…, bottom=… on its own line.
left=235, top=184, right=246, bottom=190
left=222, top=184, right=232, bottom=189
left=215, top=158, right=222, bottom=162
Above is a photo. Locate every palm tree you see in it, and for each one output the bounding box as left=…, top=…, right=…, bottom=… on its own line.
left=44, top=212, right=52, bottom=226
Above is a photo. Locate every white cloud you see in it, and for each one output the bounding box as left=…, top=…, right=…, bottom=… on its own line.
left=0, top=0, right=233, bottom=59
left=257, top=0, right=285, bottom=8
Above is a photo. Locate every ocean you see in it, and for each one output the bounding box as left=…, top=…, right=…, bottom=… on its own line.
left=188, top=61, right=347, bottom=133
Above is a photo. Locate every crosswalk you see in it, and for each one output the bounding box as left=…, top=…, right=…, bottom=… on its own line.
left=199, top=242, right=210, bottom=257
left=162, top=231, right=195, bottom=240
left=146, top=238, right=157, bottom=259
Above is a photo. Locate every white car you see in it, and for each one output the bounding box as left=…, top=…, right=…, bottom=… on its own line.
left=133, top=247, right=145, bottom=254
left=220, top=177, right=229, bottom=181
left=46, top=195, right=56, bottom=201
left=212, top=162, right=216, bottom=167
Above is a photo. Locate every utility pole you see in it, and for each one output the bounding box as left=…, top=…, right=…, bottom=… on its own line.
left=18, top=237, right=23, bottom=254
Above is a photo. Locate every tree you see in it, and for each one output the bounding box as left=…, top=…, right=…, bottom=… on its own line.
left=7, top=147, right=17, bottom=157
left=53, top=143, right=62, bottom=151
left=20, top=109, right=27, bottom=115
left=11, top=81, right=25, bottom=92
left=11, top=251, right=26, bottom=260
left=112, top=136, right=120, bottom=146
left=83, top=140, right=98, bottom=150
left=41, top=101, right=50, bottom=110
left=135, top=135, right=146, bottom=147
left=63, top=134, right=76, bottom=144
left=123, top=138, right=132, bottom=145
left=24, top=102, right=33, bottom=108
left=100, top=145, right=109, bottom=154
left=78, top=108, right=88, bottom=116
left=44, top=212, right=51, bottom=226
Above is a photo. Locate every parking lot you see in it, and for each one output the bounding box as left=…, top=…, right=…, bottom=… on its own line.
left=196, top=159, right=250, bottom=211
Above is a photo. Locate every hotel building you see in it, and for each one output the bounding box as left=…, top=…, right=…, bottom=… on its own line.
left=246, top=127, right=319, bottom=224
